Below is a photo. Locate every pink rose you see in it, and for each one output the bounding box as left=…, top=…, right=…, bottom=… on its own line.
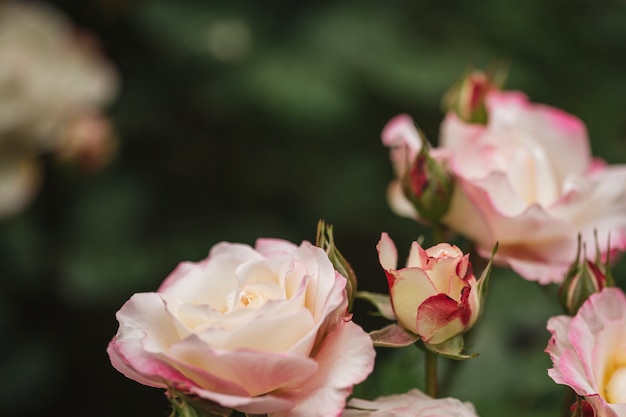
left=107, top=239, right=376, bottom=417
left=383, top=92, right=626, bottom=284
left=545, top=287, right=626, bottom=417
left=343, top=389, right=479, bottom=417
left=377, top=233, right=480, bottom=345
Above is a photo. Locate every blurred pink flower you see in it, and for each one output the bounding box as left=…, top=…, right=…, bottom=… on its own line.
left=546, top=287, right=626, bottom=416
left=343, top=389, right=479, bottom=417
left=383, top=91, right=626, bottom=284
left=377, top=233, right=480, bottom=345
left=108, top=239, right=375, bottom=417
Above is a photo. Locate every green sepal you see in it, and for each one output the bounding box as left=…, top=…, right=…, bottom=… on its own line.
left=355, top=291, right=396, bottom=321
left=316, top=220, right=358, bottom=310
left=369, top=323, right=420, bottom=348
left=476, top=242, right=497, bottom=317
left=423, top=334, right=478, bottom=360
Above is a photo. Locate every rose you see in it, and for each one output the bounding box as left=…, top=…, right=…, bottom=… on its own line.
left=0, top=1, right=118, bottom=216
left=342, top=389, right=479, bottom=417
left=0, top=1, right=117, bottom=146
left=107, top=238, right=375, bottom=417
left=377, top=233, right=480, bottom=345
left=545, top=287, right=626, bottom=417
left=383, top=91, right=626, bottom=284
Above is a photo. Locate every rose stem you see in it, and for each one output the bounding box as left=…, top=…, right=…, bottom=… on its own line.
left=424, top=348, right=438, bottom=397
left=431, top=223, right=446, bottom=246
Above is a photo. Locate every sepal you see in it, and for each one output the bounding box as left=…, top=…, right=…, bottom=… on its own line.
left=369, top=323, right=420, bottom=348
left=423, top=335, right=478, bottom=360
left=316, top=220, right=358, bottom=310
left=355, top=291, right=396, bottom=320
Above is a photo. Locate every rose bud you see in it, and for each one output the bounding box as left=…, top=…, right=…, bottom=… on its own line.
left=377, top=233, right=481, bottom=345
left=401, top=138, right=455, bottom=225
left=442, top=67, right=505, bottom=124
left=382, top=117, right=454, bottom=226
left=558, top=236, right=609, bottom=315
left=570, top=398, right=595, bottom=417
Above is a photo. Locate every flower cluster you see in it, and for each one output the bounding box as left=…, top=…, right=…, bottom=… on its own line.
left=107, top=70, right=626, bottom=417
left=383, top=88, right=626, bottom=285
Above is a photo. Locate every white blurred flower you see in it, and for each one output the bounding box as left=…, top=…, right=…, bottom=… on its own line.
left=0, top=1, right=118, bottom=216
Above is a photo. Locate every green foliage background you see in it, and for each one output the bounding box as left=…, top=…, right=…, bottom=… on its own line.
left=1, top=0, right=626, bottom=416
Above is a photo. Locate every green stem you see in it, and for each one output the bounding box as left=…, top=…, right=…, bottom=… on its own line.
left=431, top=222, right=446, bottom=245
left=424, top=349, right=438, bottom=398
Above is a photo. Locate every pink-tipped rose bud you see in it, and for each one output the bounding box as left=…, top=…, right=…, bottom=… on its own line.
left=402, top=142, right=454, bottom=224
left=570, top=399, right=595, bottom=417
left=442, top=68, right=504, bottom=124
left=377, top=233, right=480, bottom=345
left=381, top=116, right=453, bottom=225
left=558, top=236, right=608, bottom=315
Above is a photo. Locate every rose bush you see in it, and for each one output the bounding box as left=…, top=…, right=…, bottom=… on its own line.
left=383, top=91, right=626, bottom=284
left=342, top=389, right=479, bottom=417
left=377, top=233, right=480, bottom=345
left=107, top=238, right=376, bottom=417
left=546, top=287, right=626, bottom=417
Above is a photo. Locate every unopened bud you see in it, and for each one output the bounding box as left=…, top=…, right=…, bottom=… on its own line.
left=401, top=137, right=454, bottom=224
left=570, top=398, right=595, bottom=417
left=443, top=66, right=507, bottom=124
left=558, top=235, right=607, bottom=315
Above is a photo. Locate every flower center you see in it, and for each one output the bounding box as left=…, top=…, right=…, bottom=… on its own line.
left=237, top=281, right=285, bottom=309
left=606, top=366, right=626, bottom=403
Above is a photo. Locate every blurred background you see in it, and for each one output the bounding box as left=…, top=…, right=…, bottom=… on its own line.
left=1, top=0, right=625, bottom=416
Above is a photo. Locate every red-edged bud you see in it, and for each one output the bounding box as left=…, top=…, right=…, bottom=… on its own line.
left=558, top=235, right=608, bottom=315
left=377, top=233, right=480, bottom=345
left=401, top=136, right=454, bottom=225
left=316, top=220, right=357, bottom=310
left=570, top=398, right=595, bottom=417
left=442, top=67, right=506, bottom=124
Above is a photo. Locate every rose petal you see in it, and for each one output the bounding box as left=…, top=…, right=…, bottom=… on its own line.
left=273, top=321, right=375, bottom=417
left=168, top=334, right=319, bottom=397
left=416, top=292, right=470, bottom=344
left=388, top=268, right=437, bottom=335
left=377, top=232, right=399, bottom=271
